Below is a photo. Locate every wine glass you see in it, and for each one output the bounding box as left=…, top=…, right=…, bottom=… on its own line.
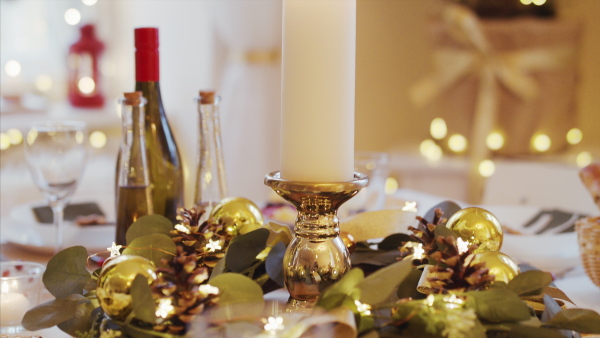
left=23, top=121, right=88, bottom=253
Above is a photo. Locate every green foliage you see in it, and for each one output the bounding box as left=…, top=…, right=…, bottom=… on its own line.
left=466, top=288, right=531, bottom=323
left=396, top=269, right=426, bottom=300
left=126, top=214, right=173, bottom=245
left=225, top=228, right=269, bottom=272
left=545, top=308, right=600, bottom=333
left=43, top=246, right=91, bottom=299
left=22, top=294, right=85, bottom=331
left=358, top=259, right=412, bottom=305
left=209, top=273, right=264, bottom=306
left=378, top=233, right=413, bottom=251
left=507, top=270, right=553, bottom=297
left=122, top=233, right=177, bottom=266
left=57, top=297, right=96, bottom=336
left=131, top=274, right=156, bottom=324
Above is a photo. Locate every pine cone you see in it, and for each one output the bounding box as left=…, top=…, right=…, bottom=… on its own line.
left=427, top=236, right=495, bottom=293
left=399, top=208, right=445, bottom=264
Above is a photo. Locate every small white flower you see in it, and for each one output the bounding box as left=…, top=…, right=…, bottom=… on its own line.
left=354, top=300, right=372, bottom=316
left=206, top=239, right=222, bottom=252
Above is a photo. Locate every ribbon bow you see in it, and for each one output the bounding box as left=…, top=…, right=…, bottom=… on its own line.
left=409, top=4, right=576, bottom=202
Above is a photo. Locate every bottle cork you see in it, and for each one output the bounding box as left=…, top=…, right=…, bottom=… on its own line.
left=123, top=91, right=143, bottom=105
left=199, top=90, right=215, bottom=104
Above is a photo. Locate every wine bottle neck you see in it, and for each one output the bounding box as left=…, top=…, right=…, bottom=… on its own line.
left=135, top=48, right=159, bottom=82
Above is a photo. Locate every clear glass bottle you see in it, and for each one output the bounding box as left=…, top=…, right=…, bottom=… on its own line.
left=115, top=91, right=153, bottom=245
left=134, top=27, right=184, bottom=222
left=194, top=90, right=228, bottom=209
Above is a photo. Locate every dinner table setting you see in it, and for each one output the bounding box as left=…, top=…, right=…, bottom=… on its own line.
left=2, top=0, right=600, bottom=337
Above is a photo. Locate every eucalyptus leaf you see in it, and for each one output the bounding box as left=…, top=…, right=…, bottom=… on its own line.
left=319, top=268, right=364, bottom=302
left=358, top=259, right=412, bottom=305
left=209, top=256, right=227, bottom=281
left=57, top=297, right=96, bottom=336
left=265, top=221, right=293, bottom=247
left=545, top=309, right=600, bottom=333
left=433, top=223, right=457, bottom=239
left=265, top=241, right=286, bottom=287
left=396, top=269, right=425, bottom=300
left=495, top=325, right=565, bottom=338
left=209, top=273, right=264, bottom=305
left=466, top=288, right=531, bottom=323
left=317, top=292, right=357, bottom=312
left=423, top=201, right=461, bottom=224
left=122, top=233, right=177, bottom=266
left=508, top=270, right=553, bottom=297
left=43, top=246, right=91, bottom=298
left=22, top=294, right=83, bottom=331
left=378, top=233, right=414, bottom=251
left=225, top=228, right=270, bottom=272
left=131, top=274, right=157, bottom=323
left=126, top=214, right=173, bottom=245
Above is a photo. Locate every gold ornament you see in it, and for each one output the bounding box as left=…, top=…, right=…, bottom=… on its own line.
left=339, top=231, right=356, bottom=254
left=446, top=207, right=503, bottom=252
left=96, top=255, right=157, bottom=320
left=210, top=197, right=264, bottom=236
left=469, top=251, right=520, bottom=284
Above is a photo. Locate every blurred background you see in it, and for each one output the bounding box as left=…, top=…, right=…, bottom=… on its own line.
left=1, top=0, right=598, bottom=211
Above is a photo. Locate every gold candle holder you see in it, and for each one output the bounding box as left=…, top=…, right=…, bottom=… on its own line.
left=264, top=171, right=368, bottom=306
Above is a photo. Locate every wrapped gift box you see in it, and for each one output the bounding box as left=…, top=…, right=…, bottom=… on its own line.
left=414, top=11, right=581, bottom=156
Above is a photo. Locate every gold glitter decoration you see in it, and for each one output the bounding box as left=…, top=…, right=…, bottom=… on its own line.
left=446, top=207, right=503, bottom=252
left=210, top=197, right=264, bottom=236
left=469, top=251, right=520, bottom=284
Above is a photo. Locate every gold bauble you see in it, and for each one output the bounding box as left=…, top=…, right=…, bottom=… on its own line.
left=210, top=197, right=264, bottom=236
left=339, top=231, right=356, bottom=254
left=446, top=207, right=503, bottom=252
left=96, top=255, right=157, bottom=320
left=469, top=251, right=520, bottom=284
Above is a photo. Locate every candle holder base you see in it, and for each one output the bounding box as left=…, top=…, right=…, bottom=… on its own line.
left=264, top=171, right=368, bottom=302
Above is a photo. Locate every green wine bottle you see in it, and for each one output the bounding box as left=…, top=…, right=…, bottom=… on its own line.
left=133, top=27, right=184, bottom=222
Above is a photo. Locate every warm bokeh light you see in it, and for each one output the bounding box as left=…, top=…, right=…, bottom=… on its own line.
left=566, top=128, right=583, bottom=145
left=78, top=76, right=96, bottom=94
left=447, top=134, right=467, bottom=153
left=531, top=133, right=551, bottom=152
left=384, top=177, right=398, bottom=195
left=486, top=132, right=505, bottom=151
left=5, top=60, right=21, bottom=77
left=82, top=0, right=98, bottom=5
left=6, top=129, right=23, bottom=145
left=0, top=133, right=10, bottom=150
left=89, top=131, right=107, bottom=149
left=64, top=8, right=81, bottom=26
left=35, top=74, right=53, bottom=92
left=532, top=0, right=547, bottom=5
left=576, top=152, right=593, bottom=168
left=420, top=139, right=442, bottom=162
left=520, top=0, right=533, bottom=4
left=478, top=159, right=496, bottom=177
left=430, top=118, right=447, bottom=140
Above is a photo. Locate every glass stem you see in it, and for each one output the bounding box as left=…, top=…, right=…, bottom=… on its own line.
left=51, top=203, right=65, bottom=254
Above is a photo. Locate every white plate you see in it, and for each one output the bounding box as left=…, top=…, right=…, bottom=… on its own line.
left=482, top=204, right=582, bottom=275
left=1, top=195, right=116, bottom=254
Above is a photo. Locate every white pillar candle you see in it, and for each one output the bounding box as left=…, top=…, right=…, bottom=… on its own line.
left=280, top=0, right=356, bottom=182
left=0, top=292, right=30, bottom=326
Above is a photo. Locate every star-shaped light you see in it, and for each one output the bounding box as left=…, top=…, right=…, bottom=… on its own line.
left=174, top=223, right=191, bottom=234
left=107, top=242, right=122, bottom=258
left=206, top=239, right=222, bottom=252
left=354, top=300, right=372, bottom=316
left=443, top=293, right=465, bottom=309
left=264, top=316, right=284, bottom=333
left=402, top=201, right=418, bottom=212
left=155, top=298, right=175, bottom=319
left=412, top=243, right=425, bottom=260
left=456, top=237, right=470, bottom=255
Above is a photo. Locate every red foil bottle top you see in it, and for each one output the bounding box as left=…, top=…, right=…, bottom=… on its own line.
left=135, top=27, right=159, bottom=82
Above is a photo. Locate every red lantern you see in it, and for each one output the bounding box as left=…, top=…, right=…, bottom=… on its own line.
left=67, top=24, right=105, bottom=108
